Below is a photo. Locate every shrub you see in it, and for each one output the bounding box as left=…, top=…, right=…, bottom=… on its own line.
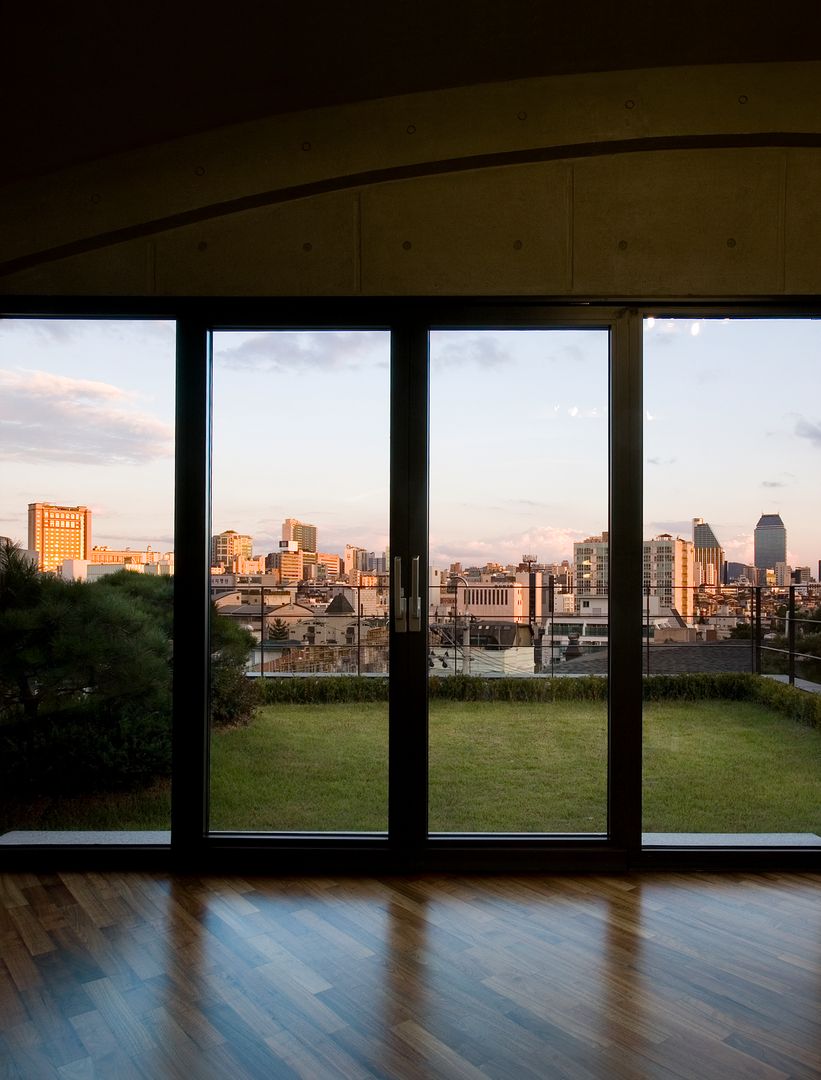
left=0, top=705, right=172, bottom=795
left=428, top=674, right=607, bottom=702
left=250, top=670, right=821, bottom=730
left=257, top=675, right=389, bottom=704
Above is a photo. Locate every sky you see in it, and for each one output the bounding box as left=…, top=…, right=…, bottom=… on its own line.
left=0, top=319, right=176, bottom=552
left=0, top=317, right=818, bottom=571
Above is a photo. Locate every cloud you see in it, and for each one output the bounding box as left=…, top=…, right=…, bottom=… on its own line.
left=647, top=456, right=676, bottom=466
left=723, top=534, right=754, bottom=562
left=566, top=405, right=602, bottom=419
left=215, top=331, right=389, bottom=373
left=0, top=368, right=173, bottom=465
left=795, top=416, right=821, bottom=448
left=430, top=525, right=589, bottom=568
left=430, top=333, right=511, bottom=369
left=647, top=520, right=692, bottom=537
left=0, top=320, right=79, bottom=346
left=539, top=402, right=605, bottom=421
left=0, top=318, right=175, bottom=349
left=761, top=480, right=786, bottom=488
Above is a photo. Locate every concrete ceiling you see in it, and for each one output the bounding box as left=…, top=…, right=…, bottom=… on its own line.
left=3, top=1, right=819, bottom=185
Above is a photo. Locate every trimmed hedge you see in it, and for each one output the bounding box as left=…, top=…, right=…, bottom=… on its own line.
left=257, top=675, right=389, bottom=704
left=429, top=674, right=607, bottom=702
left=253, top=671, right=821, bottom=729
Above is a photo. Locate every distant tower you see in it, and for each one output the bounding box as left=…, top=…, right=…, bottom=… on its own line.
left=692, top=517, right=725, bottom=588
left=754, top=513, right=787, bottom=571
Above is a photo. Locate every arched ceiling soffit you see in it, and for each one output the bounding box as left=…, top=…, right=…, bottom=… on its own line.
left=2, top=61, right=821, bottom=278
left=5, top=1, right=821, bottom=185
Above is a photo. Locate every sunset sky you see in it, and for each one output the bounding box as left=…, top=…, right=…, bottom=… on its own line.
left=0, top=317, right=818, bottom=572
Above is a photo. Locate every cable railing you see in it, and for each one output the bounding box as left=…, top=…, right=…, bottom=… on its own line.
left=219, top=579, right=821, bottom=686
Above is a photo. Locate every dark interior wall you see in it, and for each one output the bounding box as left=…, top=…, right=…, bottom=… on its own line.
left=2, top=61, right=820, bottom=298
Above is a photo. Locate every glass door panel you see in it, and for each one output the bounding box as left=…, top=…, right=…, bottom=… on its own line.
left=0, top=318, right=176, bottom=843
left=208, top=330, right=390, bottom=832
left=642, top=317, right=821, bottom=846
left=428, top=329, right=609, bottom=834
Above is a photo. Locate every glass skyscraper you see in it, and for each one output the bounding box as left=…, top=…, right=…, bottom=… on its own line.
left=692, top=517, right=725, bottom=586
left=754, top=513, right=787, bottom=570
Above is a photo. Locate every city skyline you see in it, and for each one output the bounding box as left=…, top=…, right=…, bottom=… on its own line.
left=0, top=317, right=819, bottom=571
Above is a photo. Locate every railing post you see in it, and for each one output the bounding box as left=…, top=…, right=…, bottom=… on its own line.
left=260, top=583, right=265, bottom=679
left=645, top=588, right=650, bottom=675
left=754, top=586, right=762, bottom=674
left=788, top=584, right=796, bottom=687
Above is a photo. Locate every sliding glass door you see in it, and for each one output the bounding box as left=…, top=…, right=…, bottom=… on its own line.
left=203, top=311, right=622, bottom=851
left=208, top=329, right=391, bottom=833
left=428, top=328, right=610, bottom=835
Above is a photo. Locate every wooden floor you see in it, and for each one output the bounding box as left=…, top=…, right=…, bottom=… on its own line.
left=1, top=871, right=819, bottom=1079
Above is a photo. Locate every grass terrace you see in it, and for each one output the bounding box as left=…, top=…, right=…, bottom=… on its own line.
left=2, top=674, right=820, bottom=838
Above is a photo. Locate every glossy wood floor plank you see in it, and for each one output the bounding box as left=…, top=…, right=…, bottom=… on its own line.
left=1, top=870, right=820, bottom=1078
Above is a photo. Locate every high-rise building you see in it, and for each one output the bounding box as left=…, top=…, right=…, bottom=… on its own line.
left=211, top=530, right=253, bottom=567
left=282, top=518, right=317, bottom=552
left=276, top=547, right=304, bottom=582
left=692, top=517, right=725, bottom=588
left=643, top=534, right=695, bottom=621
left=754, top=513, right=786, bottom=571
left=344, top=544, right=369, bottom=576
left=28, top=503, right=92, bottom=572
left=573, top=532, right=609, bottom=612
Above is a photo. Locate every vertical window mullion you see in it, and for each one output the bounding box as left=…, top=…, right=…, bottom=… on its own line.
left=608, top=309, right=644, bottom=858
left=171, top=317, right=211, bottom=862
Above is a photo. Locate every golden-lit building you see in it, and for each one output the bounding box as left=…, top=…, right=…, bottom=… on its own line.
left=90, top=545, right=162, bottom=566
left=643, top=534, right=696, bottom=622
left=282, top=518, right=317, bottom=552
left=210, top=530, right=253, bottom=568
left=27, top=502, right=92, bottom=573
left=276, top=548, right=304, bottom=582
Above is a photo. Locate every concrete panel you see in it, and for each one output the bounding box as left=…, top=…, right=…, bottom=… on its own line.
left=3, top=61, right=818, bottom=272
left=154, top=193, right=357, bottom=295
left=0, top=240, right=153, bottom=295
left=573, top=150, right=785, bottom=295
left=784, top=150, right=821, bottom=294
left=361, top=164, right=569, bottom=294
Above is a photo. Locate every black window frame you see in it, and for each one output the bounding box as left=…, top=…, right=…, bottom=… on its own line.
left=1, top=295, right=819, bottom=875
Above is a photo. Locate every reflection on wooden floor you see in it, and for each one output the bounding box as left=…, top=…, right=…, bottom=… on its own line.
left=1, top=870, right=819, bottom=1078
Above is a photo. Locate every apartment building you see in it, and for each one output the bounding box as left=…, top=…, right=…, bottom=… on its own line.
left=282, top=518, right=317, bottom=553
left=643, top=533, right=696, bottom=622
left=573, top=532, right=609, bottom=613
left=210, top=529, right=253, bottom=568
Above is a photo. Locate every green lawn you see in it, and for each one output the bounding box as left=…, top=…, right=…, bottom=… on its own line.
left=3, top=699, right=820, bottom=835
left=210, top=698, right=820, bottom=834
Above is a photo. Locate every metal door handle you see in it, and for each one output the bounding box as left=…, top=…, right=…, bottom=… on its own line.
left=394, top=555, right=407, bottom=632
left=409, top=555, right=422, bottom=632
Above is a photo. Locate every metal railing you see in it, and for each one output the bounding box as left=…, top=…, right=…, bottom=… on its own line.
left=217, top=578, right=821, bottom=684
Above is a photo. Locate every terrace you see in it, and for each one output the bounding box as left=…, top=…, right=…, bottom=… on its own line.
left=2, top=575, right=819, bottom=848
